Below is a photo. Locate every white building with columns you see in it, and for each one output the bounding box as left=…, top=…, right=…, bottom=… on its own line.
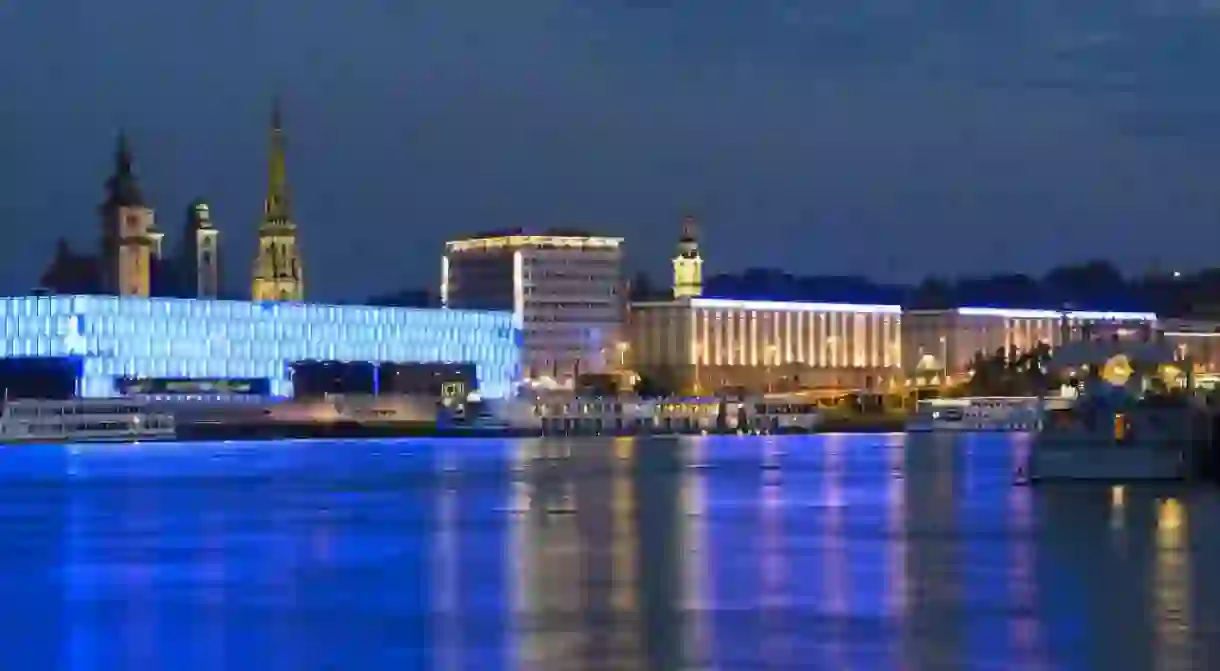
left=627, top=297, right=903, bottom=393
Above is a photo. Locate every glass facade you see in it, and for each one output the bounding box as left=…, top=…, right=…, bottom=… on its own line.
left=0, top=295, right=520, bottom=399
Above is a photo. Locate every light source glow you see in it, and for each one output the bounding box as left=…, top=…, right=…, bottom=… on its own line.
left=512, top=250, right=525, bottom=326
left=1163, top=331, right=1220, bottom=338
left=690, top=298, right=902, bottom=314
left=440, top=255, right=450, bottom=308
left=0, top=295, right=519, bottom=399
left=957, top=307, right=1158, bottom=321
left=446, top=235, right=623, bottom=253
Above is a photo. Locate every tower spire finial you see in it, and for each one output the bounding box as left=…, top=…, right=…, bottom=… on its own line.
left=680, top=212, right=698, bottom=243
left=271, top=94, right=283, bottom=132
left=264, top=97, right=290, bottom=223
left=105, top=130, right=144, bottom=208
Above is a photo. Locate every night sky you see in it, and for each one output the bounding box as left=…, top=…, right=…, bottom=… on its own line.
left=2, top=1, right=1219, bottom=301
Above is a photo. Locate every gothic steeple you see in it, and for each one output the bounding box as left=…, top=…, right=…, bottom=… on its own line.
left=252, top=97, right=305, bottom=302
left=263, top=96, right=292, bottom=226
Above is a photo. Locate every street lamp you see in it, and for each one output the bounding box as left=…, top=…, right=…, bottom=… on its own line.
left=693, top=341, right=708, bottom=396
left=939, top=336, right=949, bottom=386
left=766, top=344, right=778, bottom=394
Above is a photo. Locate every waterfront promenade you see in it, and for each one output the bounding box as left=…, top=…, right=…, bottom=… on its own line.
left=0, top=434, right=1217, bottom=669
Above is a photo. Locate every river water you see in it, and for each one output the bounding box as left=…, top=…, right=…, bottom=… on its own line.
left=0, top=433, right=1217, bottom=669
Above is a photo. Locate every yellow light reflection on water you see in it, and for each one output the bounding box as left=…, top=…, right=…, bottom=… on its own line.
left=885, top=434, right=907, bottom=618
left=821, top=433, right=849, bottom=670
left=681, top=436, right=710, bottom=668
left=1153, top=498, right=1192, bottom=671
left=1007, top=433, right=1049, bottom=670
left=760, top=436, right=790, bottom=665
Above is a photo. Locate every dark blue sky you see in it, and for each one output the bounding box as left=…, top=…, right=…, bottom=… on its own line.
left=3, top=1, right=1219, bottom=300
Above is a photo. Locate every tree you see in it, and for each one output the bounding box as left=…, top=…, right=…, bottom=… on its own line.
left=962, top=341, right=1054, bottom=396
left=633, top=374, right=673, bottom=399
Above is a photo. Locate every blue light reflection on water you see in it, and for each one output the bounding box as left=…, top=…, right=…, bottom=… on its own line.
left=0, top=434, right=1218, bottom=668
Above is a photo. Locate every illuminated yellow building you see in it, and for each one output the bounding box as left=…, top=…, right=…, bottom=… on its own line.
left=672, top=215, right=702, bottom=299
left=627, top=298, right=903, bottom=393
left=251, top=99, right=305, bottom=302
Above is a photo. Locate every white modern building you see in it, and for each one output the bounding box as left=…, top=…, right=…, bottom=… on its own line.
left=442, top=230, right=624, bottom=386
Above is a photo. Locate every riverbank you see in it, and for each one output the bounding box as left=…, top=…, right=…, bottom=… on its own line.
left=815, top=411, right=908, bottom=433
left=175, top=412, right=911, bottom=441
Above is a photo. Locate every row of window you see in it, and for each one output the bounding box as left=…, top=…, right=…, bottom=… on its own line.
left=75, top=365, right=519, bottom=400
left=0, top=296, right=509, bottom=328
left=71, top=356, right=518, bottom=380
left=0, top=335, right=517, bottom=366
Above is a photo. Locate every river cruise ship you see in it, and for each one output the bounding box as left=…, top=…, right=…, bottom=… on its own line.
left=906, top=396, right=1044, bottom=432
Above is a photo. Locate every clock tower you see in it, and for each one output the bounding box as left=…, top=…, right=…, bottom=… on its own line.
left=672, top=214, right=703, bottom=299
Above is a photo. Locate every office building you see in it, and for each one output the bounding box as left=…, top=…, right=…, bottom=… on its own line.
left=442, top=230, right=624, bottom=384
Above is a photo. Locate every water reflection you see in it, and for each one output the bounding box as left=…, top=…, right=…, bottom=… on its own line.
left=1153, top=498, right=1192, bottom=671
left=0, top=435, right=1217, bottom=668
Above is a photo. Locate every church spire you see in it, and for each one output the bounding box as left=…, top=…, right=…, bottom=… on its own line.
left=252, top=97, right=305, bottom=302
left=263, top=96, right=291, bottom=225
left=104, top=131, right=144, bottom=209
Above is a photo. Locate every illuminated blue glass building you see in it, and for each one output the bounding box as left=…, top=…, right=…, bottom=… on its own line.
left=0, top=295, right=520, bottom=399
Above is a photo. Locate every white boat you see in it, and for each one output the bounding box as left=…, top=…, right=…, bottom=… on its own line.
left=906, top=396, right=1043, bottom=432
left=0, top=398, right=176, bottom=443
left=529, top=392, right=823, bottom=434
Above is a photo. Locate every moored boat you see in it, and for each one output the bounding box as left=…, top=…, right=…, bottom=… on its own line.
left=906, top=396, right=1044, bottom=432
left=1026, top=338, right=1210, bottom=483
left=0, top=397, right=176, bottom=443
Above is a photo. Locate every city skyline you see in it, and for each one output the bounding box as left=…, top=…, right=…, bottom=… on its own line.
left=3, top=2, right=1220, bottom=301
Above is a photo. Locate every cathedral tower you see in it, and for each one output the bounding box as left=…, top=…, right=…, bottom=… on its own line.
left=181, top=199, right=220, bottom=298
left=672, top=214, right=703, bottom=299
left=100, top=132, right=159, bottom=297
left=251, top=99, right=304, bottom=302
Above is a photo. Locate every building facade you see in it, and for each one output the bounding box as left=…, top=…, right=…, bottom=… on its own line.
left=1159, top=318, right=1220, bottom=376
left=251, top=100, right=305, bottom=302
left=627, top=298, right=903, bottom=393
left=0, top=295, right=519, bottom=399
left=901, top=307, right=1158, bottom=385
left=442, top=231, right=624, bottom=384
